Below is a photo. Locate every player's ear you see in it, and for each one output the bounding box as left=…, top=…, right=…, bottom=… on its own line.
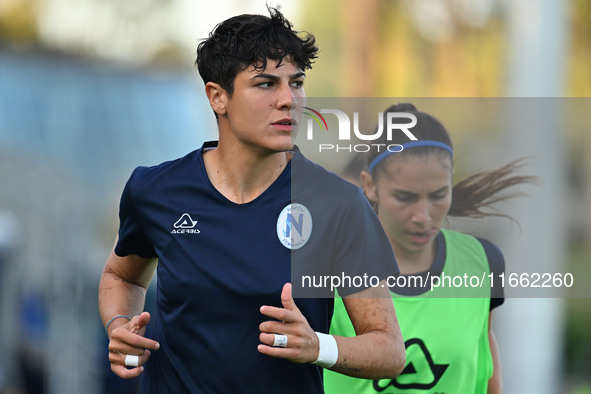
left=361, top=171, right=378, bottom=204
left=205, top=82, right=228, bottom=116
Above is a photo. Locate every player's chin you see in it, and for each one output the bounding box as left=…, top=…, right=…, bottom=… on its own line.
left=266, top=135, right=295, bottom=152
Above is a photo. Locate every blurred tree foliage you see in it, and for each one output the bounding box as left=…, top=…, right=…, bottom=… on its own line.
left=0, top=0, right=38, bottom=45
left=568, top=0, right=591, bottom=96
left=300, top=0, right=589, bottom=97
left=1, top=0, right=590, bottom=96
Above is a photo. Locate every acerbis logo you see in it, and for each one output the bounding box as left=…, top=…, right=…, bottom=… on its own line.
left=171, top=213, right=200, bottom=234
left=302, top=107, right=418, bottom=153
left=373, top=338, right=449, bottom=391
left=276, top=203, right=312, bottom=250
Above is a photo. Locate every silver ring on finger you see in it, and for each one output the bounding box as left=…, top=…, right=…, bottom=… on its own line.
left=273, top=333, right=288, bottom=348
left=125, top=354, right=139, bottom=367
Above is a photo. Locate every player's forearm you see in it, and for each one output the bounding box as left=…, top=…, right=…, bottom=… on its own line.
left=99, top=270, right=147, bottom=335
left=330, top=331, right=405, bottom=379
left=487, top=323, right=503, bottom=393
left=330, top=284, right=405, bottom=379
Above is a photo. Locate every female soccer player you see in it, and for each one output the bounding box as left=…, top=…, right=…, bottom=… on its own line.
left=325, top=103, right=535, bottom=393
left=98, top=8, right=405, bottom=393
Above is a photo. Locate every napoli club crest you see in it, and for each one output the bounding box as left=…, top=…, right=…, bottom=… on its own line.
left=276, top=203, right=313, bottom=250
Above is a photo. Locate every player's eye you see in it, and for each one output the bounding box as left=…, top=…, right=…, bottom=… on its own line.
left=394, top=193, right=417, bottom=203
left=429, top=188, right=449, bottom=200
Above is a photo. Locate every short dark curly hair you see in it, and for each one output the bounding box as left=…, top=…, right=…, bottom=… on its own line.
left=195, top=6, right=318, bottom=95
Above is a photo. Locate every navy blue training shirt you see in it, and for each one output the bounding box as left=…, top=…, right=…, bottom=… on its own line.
left=115, top=141, right=399, bottom=393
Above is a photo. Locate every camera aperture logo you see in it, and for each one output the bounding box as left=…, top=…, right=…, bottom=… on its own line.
left=303, top=107, right=329, bottom=131
left=302, top=107, right=418, bottom=153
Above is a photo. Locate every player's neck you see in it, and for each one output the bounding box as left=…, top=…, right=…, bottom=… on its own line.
left=392, top=241, right=437, bottom=275
left=203, top=141, right=291, bottom=204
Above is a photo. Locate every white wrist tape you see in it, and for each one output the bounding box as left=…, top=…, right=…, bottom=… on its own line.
left=312, top=332, right=338, bottom=368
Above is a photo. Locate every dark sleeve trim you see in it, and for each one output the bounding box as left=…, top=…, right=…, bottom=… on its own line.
left=477, top=238, right=505, bottom=311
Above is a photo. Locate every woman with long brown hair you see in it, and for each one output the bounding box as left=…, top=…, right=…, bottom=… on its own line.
left=325, top=103, right=535, bottom=393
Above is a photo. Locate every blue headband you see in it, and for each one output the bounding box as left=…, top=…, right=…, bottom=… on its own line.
left=368, top=140, right=453, bottom=173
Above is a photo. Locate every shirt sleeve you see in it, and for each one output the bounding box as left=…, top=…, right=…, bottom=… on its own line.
left=478, top=238, right=505, bottom=310
left=332, top=188, right=400, bottom=296
left=114, top=167, right=157, bottom=258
